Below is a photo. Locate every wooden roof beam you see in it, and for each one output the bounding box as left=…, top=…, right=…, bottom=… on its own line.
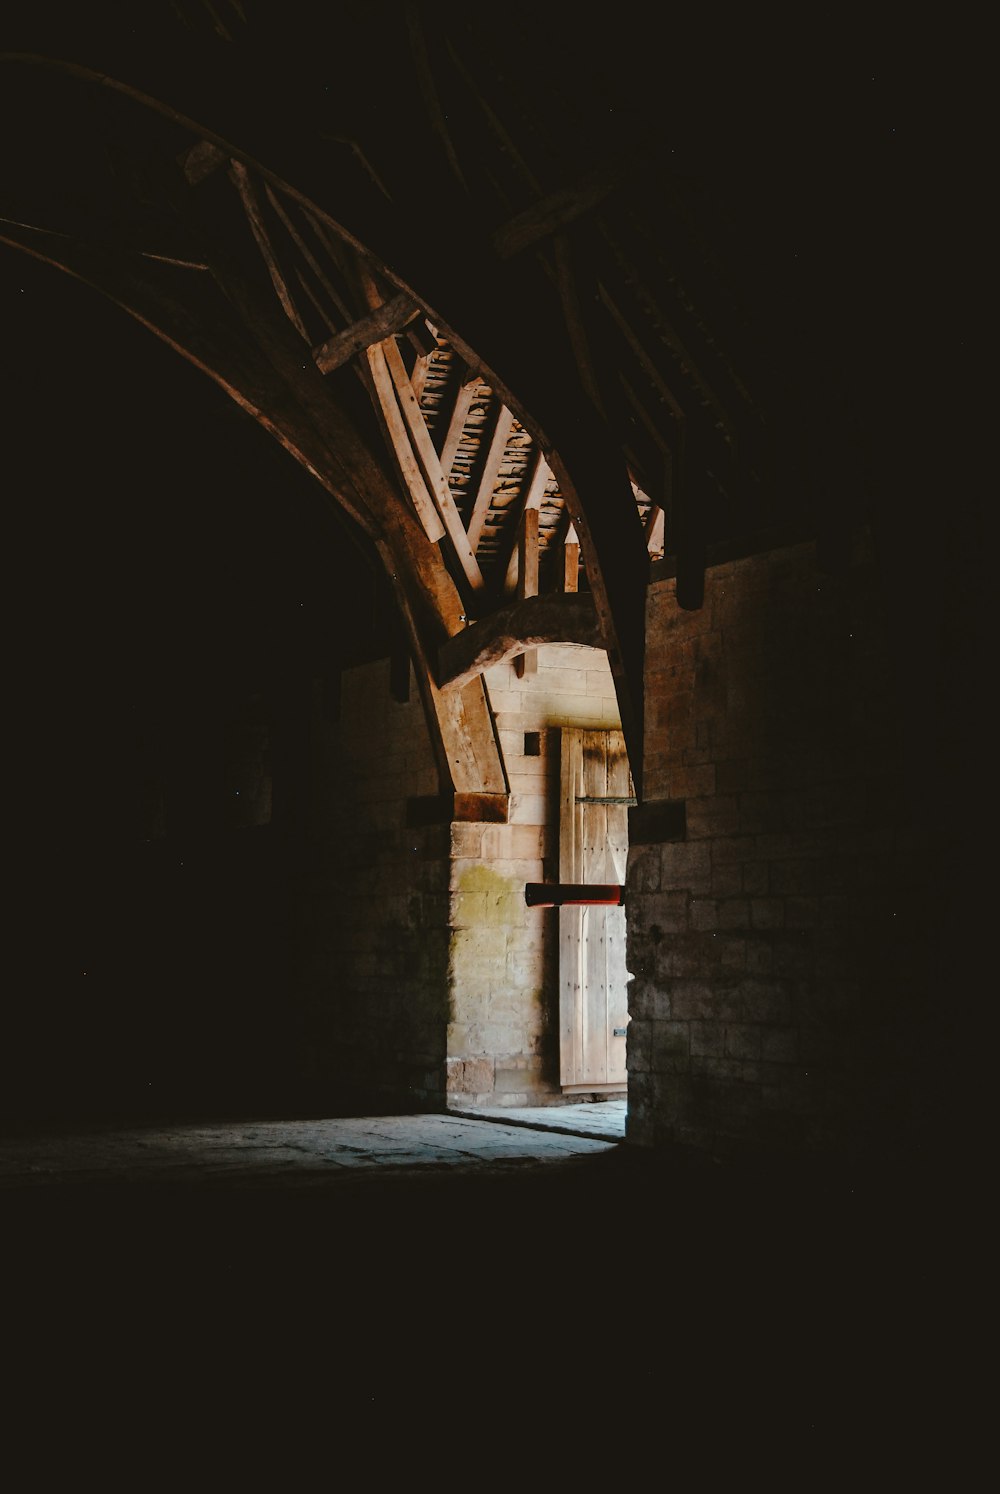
left=408, top=349, right=433, bottom=401
left=228, top=159, right=310, bottom=341
left=599, top=225, right=739, bottom=449
left=501, top=448, right=550, bottom=594
left=6, top=41, right=646, bottom=788
left=345, top=250, right=485, bottom=597
left=405, top=3, right=469, bottom=195
left=513, top=502, right=540, bottom=677
left=20, top=201, right=504, bottom=806
left=191, top=180, right=506, bottom=796
left=437, top=378, right=477, bottom=472
left=380, top=335, right=486, bottom=597
left=180, top=138, right=227, bottom=185
left=493, top=171, right=620, bottom=259
left=264, top=184, right=361, bottom=326
left=437, top=594, right=601, bottom=689
left=552, top=232, right=606, bottom=418
left=314, top=290, right=420, bottom=372
left=563, top=524, right=580, bottom=593
left=466, top=404, right=514, bottom=552
left=600, top=282, right=687, bottom=425
left=365, top=340, right=447, bottom=544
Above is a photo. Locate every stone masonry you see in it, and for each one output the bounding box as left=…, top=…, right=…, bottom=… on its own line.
left=294, top=658, right=450, bottom=1111
left=447, top=643, right=621, bottom=1107
left=299, top=645, right=622, bottom=1113
left=626, top=535, right=938, bottom=1163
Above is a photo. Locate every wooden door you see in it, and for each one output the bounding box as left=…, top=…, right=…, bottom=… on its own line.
left=558, top=729, right=632, bottom=1091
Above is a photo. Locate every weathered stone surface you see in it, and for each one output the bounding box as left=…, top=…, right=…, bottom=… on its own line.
left=628, top=540, right=950, bottom=1164
left=447, top=1056, right=496, bottom=1093
left=450, top=648, right=621, bottom=1105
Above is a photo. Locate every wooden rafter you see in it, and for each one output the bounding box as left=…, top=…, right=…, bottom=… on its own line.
left=614, top=200, right=761, bottom=414
left=494, top=172, right=621, bottom=260
left=185, top=167, right=511, bottom=798
left=444, top=37, right=543, bottom=199
left=552, top=232, right=606, bottom=417
left=365, top=340, right=447, bottom=544
left=228, top=160, right=310, bottom=341
left=264, top=185, right=357, bottom=326
left=404, top=2, right=468, bottom=194
left=501, top=449, right=550, bottom=594
left=345, top=253, right=481, bottom=592
left=296, top=204, right=371, bottom=308
left=404, top=316, right=439, bottom=357
left=380, top=336, right=485, bottom=594
left=180, top=138, right=227, bottom=185
left=294, top=266, right=335, bottom=338
left=314, top=291, right=419, bottom=373
left=401, top=305, right=439, bottom=399
left=466, top=404, right=514, bottom=552
left=618, top=369, right=678, bottom=461
left=513, top=505, right=539, bottom=677
left=517, top=506, right=539, bottom=600
left=0, top=222, right=375, bottom=540
left=408, top=350, right=433, bottom=401
left=618, top=371, right=678, bottom=544
left=437, top=378, right=477, bottom=472
left=600, top=281, right=686, bottom=426
left=0, top=217, right=501, bottom=744
left=644, top=505, right=665, bottom=554
left=600, top=224, right=738, bottom=448
left=2, top=39, right=651, bottom=793
left=563, top=524, right=580, bottom=593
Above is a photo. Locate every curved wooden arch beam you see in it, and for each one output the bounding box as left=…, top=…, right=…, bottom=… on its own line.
left=437, top=594, right=602, bottom=691
left=0, top=33, right=648, bottom=792
left=0, top=214, right=504, bottom=802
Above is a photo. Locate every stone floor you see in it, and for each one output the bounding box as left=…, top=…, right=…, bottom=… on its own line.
left=1, top=1099, right=969, bottom=1478
left=447, top=1097, right=627, bottom=1141
left=0, top=1101, right=626, bottom=1191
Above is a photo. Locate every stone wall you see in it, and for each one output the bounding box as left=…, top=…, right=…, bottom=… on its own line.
left=297, top=644, right=622, bottom=1113
left=446, top=644, right=621, bottom=1106
left=294, top=658, right=450, bottom=1112
left=626, top=535, right=942, bottom=1166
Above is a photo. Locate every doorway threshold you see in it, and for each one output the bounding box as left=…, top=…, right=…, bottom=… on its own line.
left=447, top=1099, right=626, bottom=1144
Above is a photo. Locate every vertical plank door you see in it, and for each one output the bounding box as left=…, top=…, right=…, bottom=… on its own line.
left=558, top=729, right=632, bottom=1090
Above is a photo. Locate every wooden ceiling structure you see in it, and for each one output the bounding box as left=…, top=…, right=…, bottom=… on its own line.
left=0, top=1, right=878, bottom=808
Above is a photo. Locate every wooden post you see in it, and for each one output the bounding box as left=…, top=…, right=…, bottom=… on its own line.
left=514, top=506, right=539, bottom=678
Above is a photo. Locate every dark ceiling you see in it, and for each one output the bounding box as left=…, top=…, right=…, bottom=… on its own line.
left=0, top=1, right=984, bottom=802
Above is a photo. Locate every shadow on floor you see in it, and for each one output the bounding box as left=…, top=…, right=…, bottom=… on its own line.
left=1, top=1106, right=972, bottom=1477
